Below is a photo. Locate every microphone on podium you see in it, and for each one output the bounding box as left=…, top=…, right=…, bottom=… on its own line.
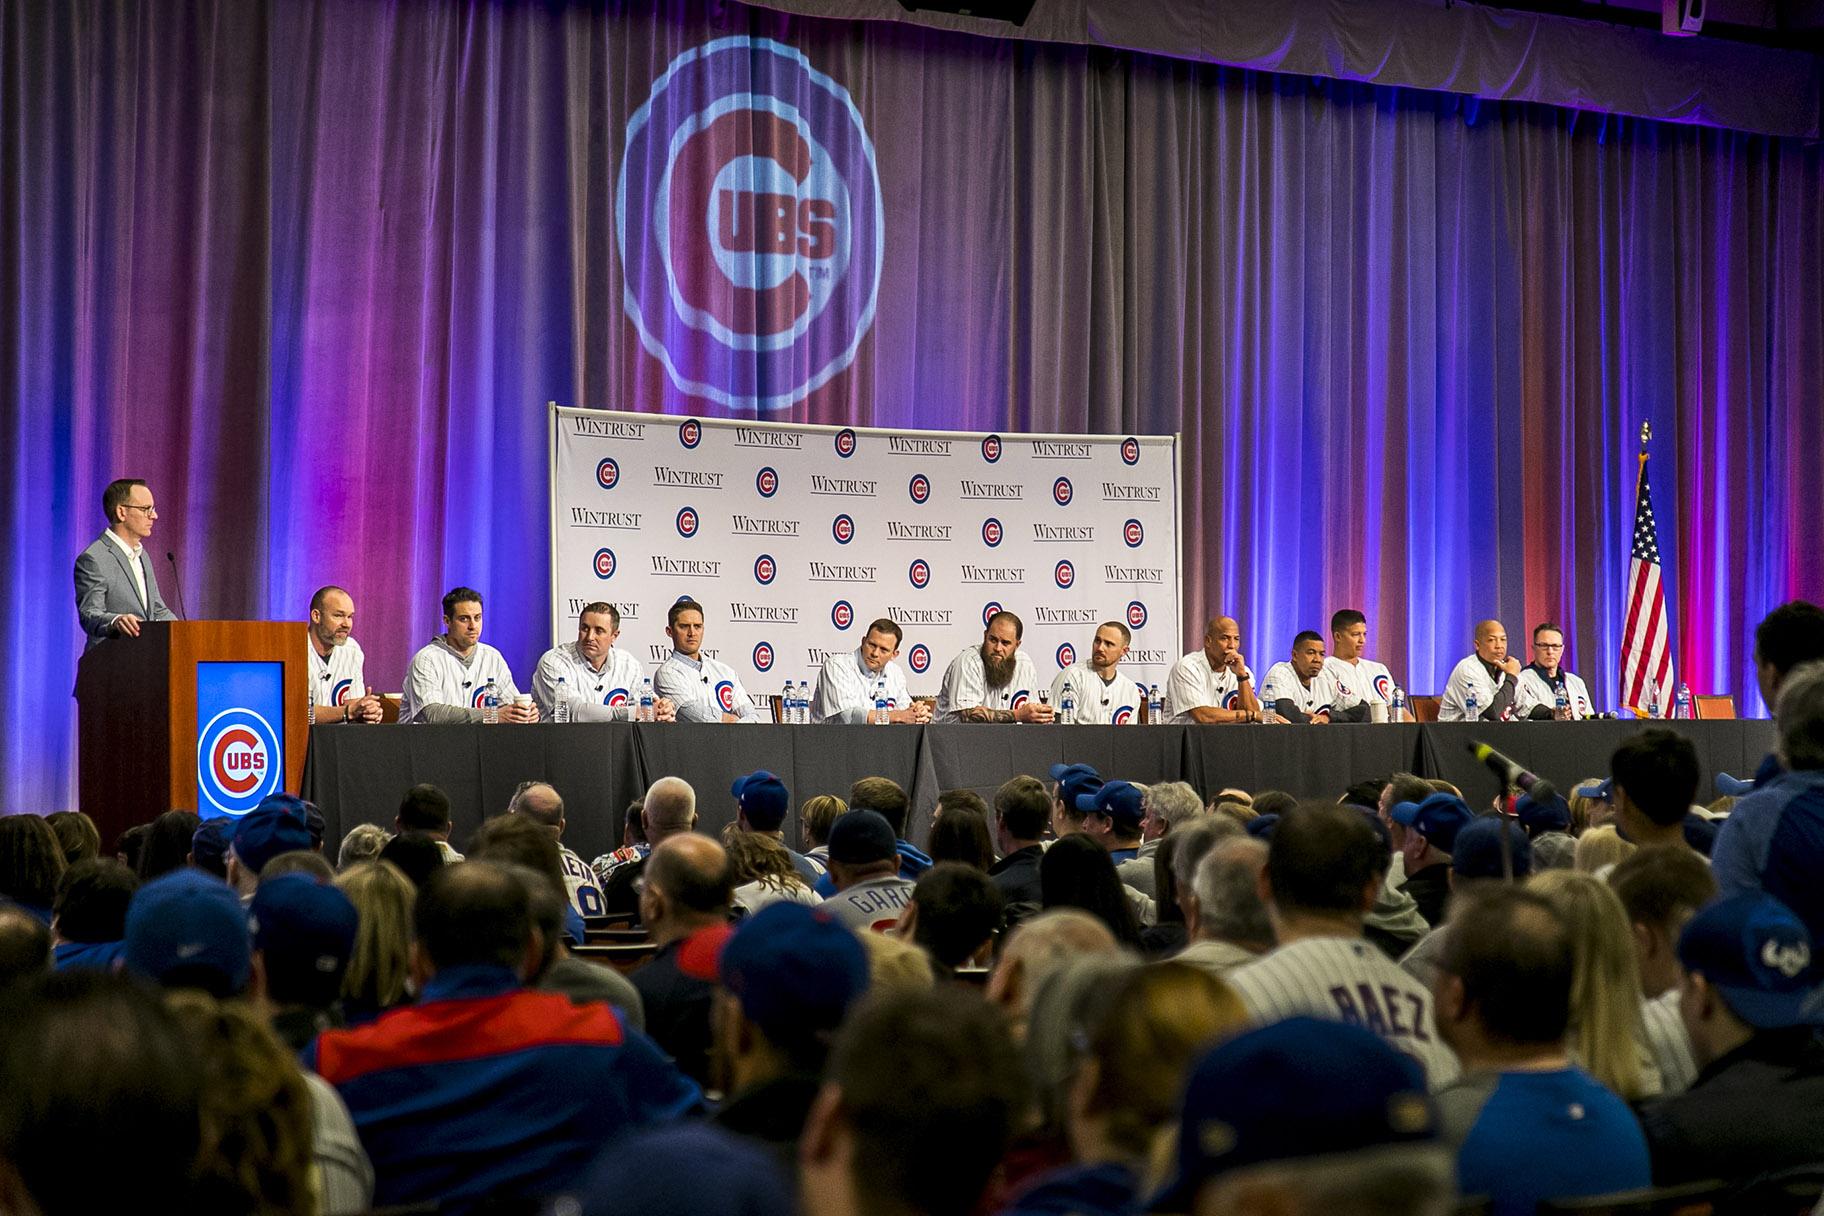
left=165, top=551, right=188, bottom=620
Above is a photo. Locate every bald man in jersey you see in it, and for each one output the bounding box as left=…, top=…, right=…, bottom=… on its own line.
left=1165, top=616, right=1263, bottom=724
left=1440, top=620, right=1545, bottom=723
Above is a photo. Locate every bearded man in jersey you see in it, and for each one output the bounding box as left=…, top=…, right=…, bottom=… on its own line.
left=401, top=587, right=537, bottom=724
left=533, top=602, right=675, bottom=722
left=1325, top=609, right=1397, bottom=722
left=1048, top=621, right=1144, bottom=725
left=936, top=612, right=1053, bottom=724
left=306, top=585, right=383, bottom=724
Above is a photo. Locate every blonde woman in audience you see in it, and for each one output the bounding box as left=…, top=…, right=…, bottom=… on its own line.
left=721, top=825, right=820, bottom=916
left=334, top=860, right=416, bottom=1025
left=799, top=794, right=846, bottom=874
left=336, top=824, right=390, bottom=871
left=857, top=928, right=934, bottom=996
left=1568, top=777, right=1611, bottom=834
left=1527, top=869, right=1661, bottom=1102
left=1574, top=825, right=1637, bottom=875
left=164, top=991, right=319, bottom=1216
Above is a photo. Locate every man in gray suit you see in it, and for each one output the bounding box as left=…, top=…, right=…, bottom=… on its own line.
left=74, top=478, right=177, bottom=648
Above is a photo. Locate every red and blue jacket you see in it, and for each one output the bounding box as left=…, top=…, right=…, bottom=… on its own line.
left=305, top=964, right=701, bottom=1208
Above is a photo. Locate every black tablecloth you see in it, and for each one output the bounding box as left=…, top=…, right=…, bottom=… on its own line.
left=303, top=719, right=1776, bottom=861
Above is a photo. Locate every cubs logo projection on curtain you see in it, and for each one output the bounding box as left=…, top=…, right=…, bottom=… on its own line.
left=618, top=36, right=885, bottom=414
left=552, top=408, right=1182, bottom=704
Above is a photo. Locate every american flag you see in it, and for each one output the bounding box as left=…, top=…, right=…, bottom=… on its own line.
left=1619, top=448, right=1674, bottom=716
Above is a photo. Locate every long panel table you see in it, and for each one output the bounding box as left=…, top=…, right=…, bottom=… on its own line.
left=302, top=719, right=1774, bottom=863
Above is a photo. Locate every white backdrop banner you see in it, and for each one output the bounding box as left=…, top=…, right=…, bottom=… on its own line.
left=550, top=407, right=1182, bottom=702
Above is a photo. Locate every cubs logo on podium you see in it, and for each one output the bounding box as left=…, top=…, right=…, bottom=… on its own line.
left=618, top=37, right=883, bottom=414
left=196, top=708, right=281, bottom=818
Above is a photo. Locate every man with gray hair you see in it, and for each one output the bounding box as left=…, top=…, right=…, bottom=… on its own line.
left=601, top=777, right=698, bottom=921
left=509, top=781, right=605, bottom=920
left=1119, top=781, right=1205, bottom=897
left=1177, top=836, right=1274, bottom=978
left=1712, top=660, right=1824, bottom=943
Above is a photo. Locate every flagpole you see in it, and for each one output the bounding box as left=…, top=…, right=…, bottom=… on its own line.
left=1637, top=419, right=1651, bottom=491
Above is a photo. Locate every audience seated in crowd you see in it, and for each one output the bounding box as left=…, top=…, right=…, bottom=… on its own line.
left=630, top=833, right=737, bottom=1086
left=1609, top=844, right=1716, bottom=1095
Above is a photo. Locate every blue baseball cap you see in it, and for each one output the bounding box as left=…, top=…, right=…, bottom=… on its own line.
left=730, top=771, right=790, bottom=832
left=1244, top=813, right=1280, bottom=840
left=1049, top=763, right=1103, bottom=810
left=123, top=868, right=251, bottom=996
left=248, top=873, right=359, bottom=1001
left=1077, top=780, right=1145, bottom=830
left=1450, top=816, right=1533, bottom=880
left=231, top=794, right=314, bottom=875
left=1677, top=893, right=1822, bottom=1029
left=1152, top=1017, right=1435, bottom=1210
left=719, top=901, right=869, bottom=1048
left=1390, top=793, right=1474, bottom=853
left=827, top=809, right=899, bottom=866
left=576, top=1122, right=792, bottom=1216
left=1714, top=772, right=1756, bottom=797
left=1515, top=791, right=1571, bottom=834
left=190, top=817, right=232, bottom=875
left=1573, top=777, right=1614, bottom=802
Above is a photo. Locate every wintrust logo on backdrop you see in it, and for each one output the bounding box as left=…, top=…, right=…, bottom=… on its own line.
left=617, top=37, right=885, bottom=413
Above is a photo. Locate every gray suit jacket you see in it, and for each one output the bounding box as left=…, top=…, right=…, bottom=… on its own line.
left=74, top=535, right=176, bottom=648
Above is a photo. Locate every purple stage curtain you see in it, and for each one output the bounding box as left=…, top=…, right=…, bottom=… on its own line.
left=2, top=0, right=1820, bottom=812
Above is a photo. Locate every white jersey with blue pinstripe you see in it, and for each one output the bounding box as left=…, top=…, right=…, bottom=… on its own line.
left=307, top=635, right=367, bottom=708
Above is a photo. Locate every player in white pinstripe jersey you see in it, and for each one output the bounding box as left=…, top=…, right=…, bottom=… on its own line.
left=1224, top=801, right=1461, bottom=1089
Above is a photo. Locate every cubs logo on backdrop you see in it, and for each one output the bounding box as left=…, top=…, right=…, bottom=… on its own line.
left=908, top=559, right=931, bottom=589
left=1120, top=437, right=1140, bottom=465
left=678, top=419, right=702, bottom=448
left=597, top=458, right=620, bottom=490
left=834, top=428, right=858, bottom=457
left=756, top=467, right=779, bottom=497
left=753, top=642, right=775, bottom=672
left=908, top=474, right=930, bottom=504
left=754, top=554, right=778, bottom=584
left=982, top=518, right=1003, bottom=547
left=909, top=643, right=931, bottom=673
left=676, top=506, right=700, bottom=537
left=1052, top=477, right=1073, bottom=506
left=1054, top=560, right=1075, bottom=589
left=618, top=37, right=884, bottom=414
left=832, top=514, right=855, bottom=544
left=1056, top=643, right=1075, bottom=670
left=981, top=601, right=1002, bottom=627
left=980, top=435, right=1002, bottom=463
left=1123, top=519, right=1143, bottom=547
left=197, top=709, right=280, bottom=817
left=1127, top=600, right=1148, bottom=629
left=594, top=548, right=617, bottom=579
left=832, top=600, right=854, bottom=630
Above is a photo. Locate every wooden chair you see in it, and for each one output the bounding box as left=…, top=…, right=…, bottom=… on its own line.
left=1407, top=694, right=1442, bottom=723
left=581, top=926, right=651, bottom=946
left=1537, top=1179, right=1724, bottom=1215
left=378, top=693, right=402, bottom=724
left=569, top=941, right=658, bottom=974
left=1693, top=695, right=1737, bottom=720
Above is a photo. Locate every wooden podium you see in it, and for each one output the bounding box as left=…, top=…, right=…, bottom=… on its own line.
left=75, top=621, right=307, bottom=849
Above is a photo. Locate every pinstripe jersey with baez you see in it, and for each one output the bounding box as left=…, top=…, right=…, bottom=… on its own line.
left=1223, top=936, right=1462, bottom=1089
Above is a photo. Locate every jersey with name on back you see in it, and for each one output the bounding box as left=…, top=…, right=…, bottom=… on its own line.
left=823, top=876, right=916, bottom=934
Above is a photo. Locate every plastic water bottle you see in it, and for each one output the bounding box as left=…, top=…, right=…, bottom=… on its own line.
left=482, top=680, right=500, bottom=725
left=1059, top=684, right=1076, bottom=725
left=873, top=677, right=889, bottom=726
left=1648, top=684, right=1661, bottom=719
left=780, top=679, right=796, bottom=724
left=1149, top=684, right=1165, bottom=725
left=638, top=677, right=655, bottom=723
left=306, top=694, right=316, bottom=727
left=1676, top=683, right=1692, bottom=720
left=1465, top=691, right=1478, bottom=721
left=1554, top=688, right=1570, bottom=722
left=1391, top=685, right=1407, bottom=723
left=553, top=677, right=571, bottom=724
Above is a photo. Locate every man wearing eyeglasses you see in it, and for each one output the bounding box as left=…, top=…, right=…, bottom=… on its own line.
left=1517, top=622, right=1595, bottom=719
left=74, top=478, right=178, bottom=649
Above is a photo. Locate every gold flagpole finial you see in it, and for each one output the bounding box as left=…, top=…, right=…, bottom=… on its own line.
left=1639, top=420, right=1652, bottom=448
